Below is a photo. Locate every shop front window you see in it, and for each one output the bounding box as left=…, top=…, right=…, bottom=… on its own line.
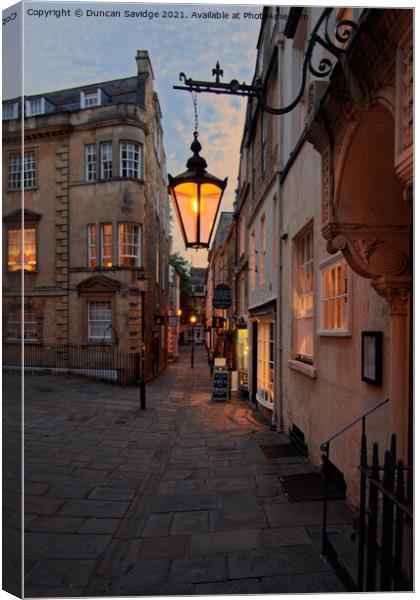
left=237, top=328, right=249, bottom=389
left=257, top=319, right=275, bottom=408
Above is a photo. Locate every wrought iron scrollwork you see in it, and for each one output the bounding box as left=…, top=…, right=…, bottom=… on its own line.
left=173, top=8, right=358, bottom=116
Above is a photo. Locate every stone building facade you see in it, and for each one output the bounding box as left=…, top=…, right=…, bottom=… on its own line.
left=227, top=7, right=412, bottom=506
left=3, top=50, right=171, bottom=380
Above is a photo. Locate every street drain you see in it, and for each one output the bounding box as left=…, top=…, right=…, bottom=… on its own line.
left=260, top=443, right=304, bottom=458
left=280, top=472, right=344, bottom=502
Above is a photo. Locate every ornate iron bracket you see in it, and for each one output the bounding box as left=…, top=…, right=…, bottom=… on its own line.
left=173, top=8, right=358, bottom=115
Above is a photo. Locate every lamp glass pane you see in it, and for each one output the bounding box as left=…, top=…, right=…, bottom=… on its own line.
left=172, top=181, right=200, bottom=245
left=199, top=183, right=223, bottom=246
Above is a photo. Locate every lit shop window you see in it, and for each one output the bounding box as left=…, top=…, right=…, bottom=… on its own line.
left=88, top=301, right=112, bottom=341
left=85, top=144, right=96, bottom=181
left=7, top=310, right=37, bottom=341
left=8, top=153, right=36, bottom=189
left=320, top=257, right=350, bottom=333
left=88, top=224, right=97, bottom=268
left=257, top=320, right=275, bottom=408
left=100, top=142, right=112, bottom=179
left=119, top=223, right=141, bottom=266
left=294, top=228, right=314, bottom=363
left=100, top=223, right=113, bottom=267
left=120, top=142, right=142, bottom=179
left=8, top=228, right=37, bottom=271
left=237, top=327, right=249, bottom=389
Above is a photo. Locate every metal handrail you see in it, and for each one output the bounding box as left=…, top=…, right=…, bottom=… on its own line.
left=320, top=396, right=390, bottom=591
left=320, top=398, right=390, bottom=451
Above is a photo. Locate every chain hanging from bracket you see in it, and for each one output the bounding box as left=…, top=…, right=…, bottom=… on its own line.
left=191, top=91, right=199, bottom=135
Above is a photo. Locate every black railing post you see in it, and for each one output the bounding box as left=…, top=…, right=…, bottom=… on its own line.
left=321, top=442, right=330, bottom=555
left=357, top=418, right=367, bottom=591
left=380, top=449, right=395, bottom=590
left=366, top=442, right=379, bottom=591
left=139, top=348, right=146, bottom=410
left=393, top=460, right=405, bottom=591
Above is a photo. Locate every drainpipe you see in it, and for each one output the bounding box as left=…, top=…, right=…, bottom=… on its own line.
left=275, top=32, right=286, bottom=433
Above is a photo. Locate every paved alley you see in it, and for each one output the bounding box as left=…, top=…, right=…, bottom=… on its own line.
left=5, top=345, right=353, bottom=596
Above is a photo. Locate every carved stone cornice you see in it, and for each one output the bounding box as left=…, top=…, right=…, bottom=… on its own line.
left=322, top=224, right=410, bottom=280
left=372, top=275, right=411, bottom=315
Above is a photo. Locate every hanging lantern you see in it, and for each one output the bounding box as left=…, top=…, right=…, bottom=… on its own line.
left=168, top=132, right=227, bottom=249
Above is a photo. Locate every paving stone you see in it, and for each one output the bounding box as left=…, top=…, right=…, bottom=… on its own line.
left=137, top=535, right=189, bottom=559
left=157, top=479, right=204, bottom=494
left=24, top=481, right=50, bottom=496
left=28, top=517, right=83, bottom=533
left=261, top=526, right=312, bottom=547
left=71, top=468, right=109, bottom=479
left=218, top=490, right=259, bottom=508
left=194, top=578, right=263, bottom=594
left=24, top=532, right=53, bottom=559
left=60, top=499, right=130, bottom=518
left=228, top=545, right=332, bottom=579
left=88, top=487, right=135, bottom=502
left=206, top=476, right=256, bottom=491
left=161, top=468, right=193, bottom=480
left=46, top=485, right=92, bottom=499
left=210, top=506, right=268, bottom=531
left=123, top=558, right=170, bottom=588
left=143, top=513, right=173, bottom=537
left=170, top=511, right=209, bottom=535
left=169, top=556, right=228, bottom=584
left=25, top=559, right=97, bottom=588
left=264, top=500, right=353, bottom=528
left=154, top=491, right=220, bottom=512
left=262, top=571, right=345, bottom=593
left=190, top=528, right=261, bottom=555
left=25, top=496, right=65, bottom=516
left=41, top=533, right=111, bottom=558
left=78, top=518, right=120, bottom=534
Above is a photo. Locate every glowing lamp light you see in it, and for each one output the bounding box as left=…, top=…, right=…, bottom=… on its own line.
left=190, top=315, right=197, bottom=324
left=168, top=132, right=227, bottom=249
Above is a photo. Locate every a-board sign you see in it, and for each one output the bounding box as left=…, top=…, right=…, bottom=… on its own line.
left=213, top=284, right=232, bottom=309
left=212, top=368, right=230, bottom=401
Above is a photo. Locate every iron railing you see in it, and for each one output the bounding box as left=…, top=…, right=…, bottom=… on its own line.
left=320, top=398, right=413, bottom=591
left=3, top=342, right=140, bottom=386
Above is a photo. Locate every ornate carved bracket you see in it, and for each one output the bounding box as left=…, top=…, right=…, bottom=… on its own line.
left=372, top=275, right=411, bottom=315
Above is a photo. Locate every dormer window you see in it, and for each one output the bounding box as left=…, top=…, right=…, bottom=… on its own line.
left=3, top=102, right=18, bottom=120
left=25, top=97, right=54, bottom=117
left=80, top=88, right=106, bottom=109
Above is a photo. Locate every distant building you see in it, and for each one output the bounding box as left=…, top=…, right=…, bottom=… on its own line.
left=167, top=264, right=181, bottom=360
left=3, top=50, right=171, bottom=379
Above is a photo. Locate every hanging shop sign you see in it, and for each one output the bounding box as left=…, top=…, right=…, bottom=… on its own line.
left=168, top=316, right=179, bottom=327
left=213, top=284, right=232, bottom=309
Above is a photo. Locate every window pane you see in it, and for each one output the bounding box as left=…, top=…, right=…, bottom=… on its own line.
left=101, top=224, right=112, bottom=267
left=88, top=301, right=112, bottom=340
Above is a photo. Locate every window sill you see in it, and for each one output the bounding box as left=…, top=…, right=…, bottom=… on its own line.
left=256, top=392, right=274, bottom=411
left=287, top=359, right=317, bottom=379
left=7, top=186, right=38, bottom=193
left=318, top=330, right=352, bottom=337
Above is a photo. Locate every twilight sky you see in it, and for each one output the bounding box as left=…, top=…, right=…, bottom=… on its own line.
left=3, top=0, right=263, bottom=267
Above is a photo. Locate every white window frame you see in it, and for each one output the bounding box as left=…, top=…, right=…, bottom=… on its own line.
left=118, top=223, right=141, bottom=267
left=80, top=89, right=101, bottom=109
left=256, top=319, right=275, bottom=410
left=100, top=142, right=112, bottom=180
left=25, top=98, right=46, bottom=116
left=3, top=103, right=18, bottom=120
left=317, top=253, right=352, bottom=336
left=7, top=310, right=38, bottom=341
left=120, top=142, right=142, bottom=179
left=88, top=302, right=112, bottom=341
left=88, top=224, right=97, bottom=268
left=8, top=153, right=36, bottom=189
left=293, top=226, right=314, bottom=364
left=85, top=144, right=96, bottom=182
left=259, top=214, right=266, bottom=285
left=250, top=230, right=256, bottom=290
left=100, top=223, right=113, bottom=267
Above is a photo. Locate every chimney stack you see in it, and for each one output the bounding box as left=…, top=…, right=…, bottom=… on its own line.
left=136, top=50, right=154, bottom=79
